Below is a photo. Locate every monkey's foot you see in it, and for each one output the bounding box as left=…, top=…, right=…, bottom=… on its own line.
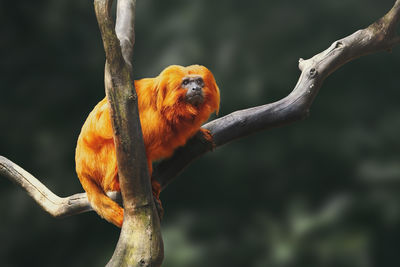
left=153, top=194, right=164, bottom=220
left=151, top=180, right=164, bottom=220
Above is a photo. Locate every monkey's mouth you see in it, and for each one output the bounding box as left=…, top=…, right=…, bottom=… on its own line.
left=186, top=93, right=204, bottom=106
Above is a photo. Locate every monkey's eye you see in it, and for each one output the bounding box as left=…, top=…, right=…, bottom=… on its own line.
left=196, top=78, right=203, bottom=86
left=182, top=79, right=190, bottom=86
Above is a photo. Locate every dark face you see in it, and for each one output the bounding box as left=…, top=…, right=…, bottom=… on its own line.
left=181, top=75, right=205, bottom=106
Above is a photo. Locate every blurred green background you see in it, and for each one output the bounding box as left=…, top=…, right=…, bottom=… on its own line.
left=1, top=0, right=400, bottom=266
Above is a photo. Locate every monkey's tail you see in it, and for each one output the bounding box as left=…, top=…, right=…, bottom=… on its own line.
left=80, top=176, right=123, bottom=227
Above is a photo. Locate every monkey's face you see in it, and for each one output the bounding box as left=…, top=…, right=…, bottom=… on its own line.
left=181, top=75, right=205, bottom=107
left=156, top=65, right=220, bottom=122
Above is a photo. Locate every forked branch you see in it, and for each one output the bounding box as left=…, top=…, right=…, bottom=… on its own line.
left=94, top=0, right=164, bottom=266
left=2, top=0, right=399, bottom=221
left=1, top=1, right=400, bottom=265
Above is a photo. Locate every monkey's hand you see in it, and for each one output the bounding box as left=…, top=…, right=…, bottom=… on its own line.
left=198, top=128, right=216, bottom=150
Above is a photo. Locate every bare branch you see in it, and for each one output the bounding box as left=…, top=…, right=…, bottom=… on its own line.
left=2, top=0, right=399, bottom=214
left=94, top=0, right=124, bottom=72
left=0, top=156, right=122, bottom=217
left=95, top=0, right=152, bottom=210
left=94, top=0, right=164, bottom=266
left=153, top=0, right=400, bottom=190
left=2, top=1, right=399, bottom=265
left=116, top=0, right=136, bottom=71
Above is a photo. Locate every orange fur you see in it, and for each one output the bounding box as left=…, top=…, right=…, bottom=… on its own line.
left=75, top=65, right=220, bottom=227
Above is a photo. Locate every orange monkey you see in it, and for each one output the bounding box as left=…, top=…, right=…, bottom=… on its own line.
left=75, top=65, right=220, bottom=227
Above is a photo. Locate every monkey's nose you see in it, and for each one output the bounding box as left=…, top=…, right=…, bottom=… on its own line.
left=191, top=87, right=202, bottom=93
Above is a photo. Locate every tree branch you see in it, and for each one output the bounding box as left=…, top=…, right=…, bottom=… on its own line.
left=1, top=1, right=399, bottom=265
left=2, top=0, right=399, bottom=220
left=153, top=0, right=400, bottom=190
left=2, top=0, right=399, bottom=219
left=0, top=156, right=121, bottom=217
left=115, top=0, right=136, bottom=72
left=94, top=0, right=163, bottom=266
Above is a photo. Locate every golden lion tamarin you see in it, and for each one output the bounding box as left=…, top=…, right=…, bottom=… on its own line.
left=75, top=65, right=220, bottom=227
